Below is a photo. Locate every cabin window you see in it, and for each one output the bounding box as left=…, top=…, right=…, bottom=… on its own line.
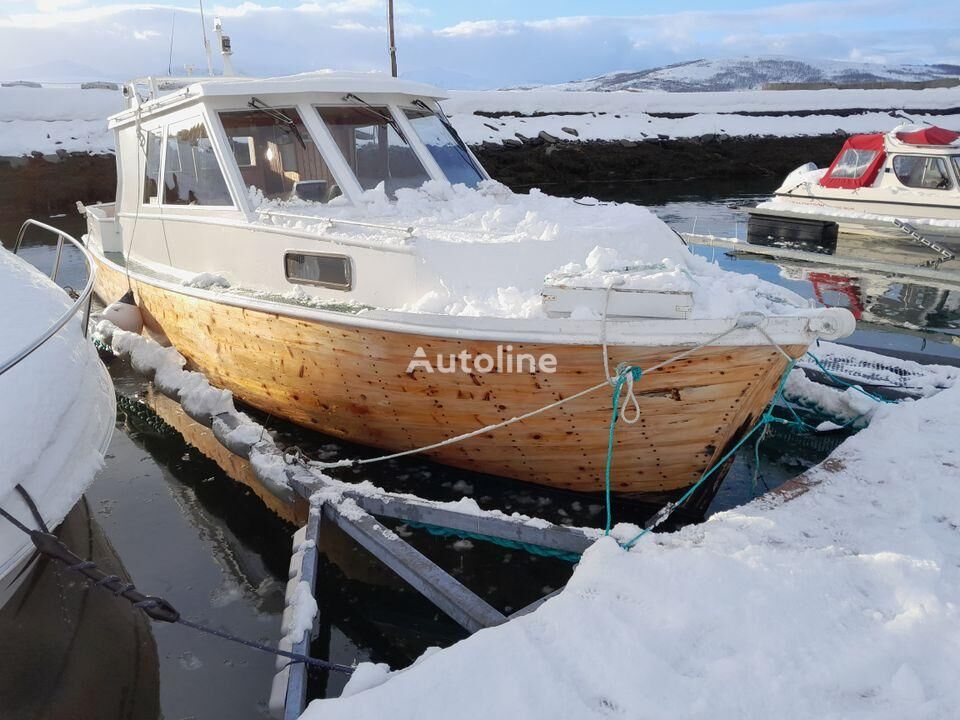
left=829, top=149, right=878, bottom=179
left=953, top=157, right=960, bottom=186
left=403, top=106, right=484, bottom=188
left=231, top=136, right=256, bottom=167
left=162, top=118, right=233, bottom=206
left=142, top=130, right=162, bottom=204
left=220, top=108, right=343, bottom=204
left=316, top=105, right=430, bottom=198
left=893, top=155, right=953, bottom=190
left=284, top=252, right=352, bottom=290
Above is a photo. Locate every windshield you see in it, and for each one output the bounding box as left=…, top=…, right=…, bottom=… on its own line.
left=220, top=106, right=344, bottom=204
left=315, top=105, right=430, bottom=198
left=403, top=107, right=484, bottom=188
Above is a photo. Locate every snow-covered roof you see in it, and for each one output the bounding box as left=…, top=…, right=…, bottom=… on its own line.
left=184, top=71, right=447, bottom=100
left=111, top=71, right=446, bottom=126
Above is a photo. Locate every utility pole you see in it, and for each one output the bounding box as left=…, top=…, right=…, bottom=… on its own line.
left=387, top=0, right=398, bottom=77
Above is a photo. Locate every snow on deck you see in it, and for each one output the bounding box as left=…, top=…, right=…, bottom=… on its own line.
left=302, top=380, right=960, bottom=720
left=257, top=180, right=813, bottom=320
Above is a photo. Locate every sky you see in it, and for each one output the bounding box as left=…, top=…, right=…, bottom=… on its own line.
left=0, top=0, right=957, bottom=87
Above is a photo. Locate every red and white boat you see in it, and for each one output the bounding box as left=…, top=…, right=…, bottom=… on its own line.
left=749, top=125, right=960, bottom=244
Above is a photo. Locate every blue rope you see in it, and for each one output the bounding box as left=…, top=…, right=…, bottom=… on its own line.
left=603, top=366, right=642, bottom=535
left=615, top=349, right=896, bottom=548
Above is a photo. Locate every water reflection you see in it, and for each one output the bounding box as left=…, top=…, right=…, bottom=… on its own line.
left=0, top=499, right=161, bottom=720
left=574, top=179, right=960, bottom=363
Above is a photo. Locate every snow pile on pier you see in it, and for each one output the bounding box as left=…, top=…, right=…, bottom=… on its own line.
left=258, top=180, right=812, bottom=320
left=303, top=381, right=960, bottom=720
left=0, top=248, right=114, bottom=527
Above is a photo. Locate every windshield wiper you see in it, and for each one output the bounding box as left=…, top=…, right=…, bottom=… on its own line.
left=343, top=93, right=407, bottom=142
left=248, top=97, right=306, bottom=148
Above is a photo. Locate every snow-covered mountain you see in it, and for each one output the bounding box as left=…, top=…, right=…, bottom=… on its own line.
left=533, top=57, right=960, bottom=92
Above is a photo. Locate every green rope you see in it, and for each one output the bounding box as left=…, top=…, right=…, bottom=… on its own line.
left=405, top=521, right=582, bottom=563
left=603, top=366, right=642, bottom=535
left=620, top=358, right=799, bottom=548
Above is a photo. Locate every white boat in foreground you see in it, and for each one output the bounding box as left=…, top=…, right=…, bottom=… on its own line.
left=0, top=224, right=115, bottom=608
left=749, top=125, right=960, bottom=244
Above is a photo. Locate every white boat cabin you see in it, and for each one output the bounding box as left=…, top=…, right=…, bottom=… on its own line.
left=774, top=125, right=960, bottom=221
left=86, top=73, right=493, bottom=309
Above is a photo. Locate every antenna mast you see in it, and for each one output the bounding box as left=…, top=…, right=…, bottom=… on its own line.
left=167, top=10, right=176, bottom=76
left=214, top=17, right=236, bottom=77
left=198, top=0, right=214, bottom=76
left=387, top=0, right=398, bottom=77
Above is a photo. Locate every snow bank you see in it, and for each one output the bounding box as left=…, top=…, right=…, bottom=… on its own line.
left=0, top=85, right=118, bottom=157
left=302, top=382, right=960, bottom=720
left=441, top=87, right=959, bottom=145
left=1, top=83, right=957, bottom=156
left=0, top=248, right=114, bottom=536
left=258, top=181, right=813, bottom=320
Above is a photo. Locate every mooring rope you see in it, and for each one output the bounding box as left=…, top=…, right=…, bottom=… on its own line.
left=611, top=343, right=896, bottom=549
left=311, top=322, right=742, bottom=471
left=0, top=485, right=354, bottom=675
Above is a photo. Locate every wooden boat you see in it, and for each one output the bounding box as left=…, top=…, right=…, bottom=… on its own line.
left=82, top=73, right=854, bottom=496
left=749, top=125, right=960, bottom=242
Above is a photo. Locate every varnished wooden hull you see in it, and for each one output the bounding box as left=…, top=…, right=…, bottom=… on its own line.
left=93, top=256, right=805, bottom=495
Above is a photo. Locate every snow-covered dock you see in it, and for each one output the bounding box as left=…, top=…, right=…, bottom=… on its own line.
left=92, top=315, right=960, bottom=719
left=302, top=374, right=960, bottom=720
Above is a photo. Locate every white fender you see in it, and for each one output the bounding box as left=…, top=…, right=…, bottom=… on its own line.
left=808, top=307, right=856, bottom=341
left=102, top=290, right=143, bottom=334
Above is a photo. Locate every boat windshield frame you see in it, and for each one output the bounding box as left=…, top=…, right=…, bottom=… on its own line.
left=201, top=94, right=487, bottom=212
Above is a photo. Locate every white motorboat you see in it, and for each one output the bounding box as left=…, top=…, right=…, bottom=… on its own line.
left=0, top=223, right=115, bottom=608
left=749, top=125, right=960, bottom=244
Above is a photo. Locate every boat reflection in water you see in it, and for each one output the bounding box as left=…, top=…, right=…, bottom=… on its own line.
left=0, top=498, right=160, bottom=720
left=741, top=224, right=960, bottom=340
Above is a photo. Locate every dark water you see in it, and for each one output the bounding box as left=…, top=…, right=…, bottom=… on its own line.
left=5, top=183, right=956, bottom=718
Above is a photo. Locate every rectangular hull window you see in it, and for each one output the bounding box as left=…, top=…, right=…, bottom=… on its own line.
left=284, top=252, right=352, bottom=290
left=220, top=108, right=344, bottom=204
left=316, top=106, right=430, bottom=198
left=163, top=118, right=233, bottom=206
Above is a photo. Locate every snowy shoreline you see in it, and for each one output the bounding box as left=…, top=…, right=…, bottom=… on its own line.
left=0, top=83, right=957, bottom=158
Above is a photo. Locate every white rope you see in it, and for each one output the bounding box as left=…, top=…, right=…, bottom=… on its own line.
left=311, top=320, right=750, bottom=470
left=619, top=371, right=642, bottom=424
left=600, top=283, right=615, bottom=386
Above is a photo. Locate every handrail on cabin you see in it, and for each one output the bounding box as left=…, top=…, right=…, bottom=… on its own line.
left=0, top=219, right=97, bottom=377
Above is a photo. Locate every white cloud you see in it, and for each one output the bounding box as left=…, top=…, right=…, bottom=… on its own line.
left=0, top=0, right=956, bottom=88
left=34, top=0, right=86, bottom=11
left=435, top=20, right=520, bottom=38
